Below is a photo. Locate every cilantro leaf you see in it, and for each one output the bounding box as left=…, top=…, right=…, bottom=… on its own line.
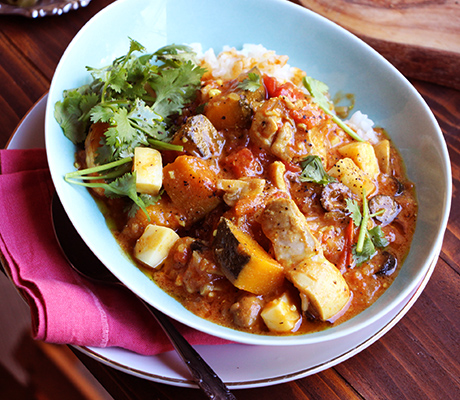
left=303, top=76, right=363, bottom=142
left=368, top=225, right=389, bottom=248
left=149, top=60, right=205, bottom=117
left=299, top=155, right=336, bottom=185
left=352, top=236, right=376, bottom=265
left=346, top=198, right=362, bottom=226
left=56, top=38, right=206, bottom=211
left=347, top=189, right=389, bottom=265
left=54, top=86, right=99, bottom=144
left=238, top=72, right=262, bottom=92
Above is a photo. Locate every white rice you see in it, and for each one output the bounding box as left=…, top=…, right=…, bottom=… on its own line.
left=345, top=111, right=378, bottom=143
left=191, top=43, right=300, bottom=83
left=191, top=43, right=378, bottom=142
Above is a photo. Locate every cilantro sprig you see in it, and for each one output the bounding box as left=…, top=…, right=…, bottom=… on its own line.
left=238, top=72, right=262, bottom=92
left=299, top=155, right=336, bottom=185
left=303, top=76, right=363, bottom=142
left=346, top=189, right=388, bottom=265
left=55, top=39, right=206, bottom=215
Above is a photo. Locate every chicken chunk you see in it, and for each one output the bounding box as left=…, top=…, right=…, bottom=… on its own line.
left=217, top=178, right=265, bottom=206
left=230, top=295, right=264, bottom=329
left=259, top=197, right=351, bottom=321
left=259, top=197, right=319, bottom=268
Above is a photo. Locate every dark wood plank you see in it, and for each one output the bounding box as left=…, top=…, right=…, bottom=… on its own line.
left=0, top=31, right=48, bottom=149
left=298, top=0, right=460, bottom=89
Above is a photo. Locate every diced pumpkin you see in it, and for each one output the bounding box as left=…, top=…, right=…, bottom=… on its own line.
left=374, top=139, right=391, bottom=174
left=261, top=292, right=300, bottom=333
left=205, top=92, right=252, bottom=130
left=338, top=142, right=380, bottom=178
left=133, top=147, right=163, bottom=195
left=134, top=224, right=180, bottom=269
left=205, top=68, right=265, bottom=130
left=287, top=253, right=351, bottom=321
left=328, top=158, right=375, bottom=196
left=213, top=217, right=285, bottom=295
left=162, top=155, right=221, bottom=223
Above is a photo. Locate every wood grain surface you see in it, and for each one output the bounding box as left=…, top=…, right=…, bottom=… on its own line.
left=298, top=0, right=460, bottom=89
left=0, top=1, right=459, bottom=399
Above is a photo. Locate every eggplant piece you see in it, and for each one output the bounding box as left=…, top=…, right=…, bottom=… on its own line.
left=320, top=182, right=352, bottom=212
left=369, top=195, right=401, bottom=225
left=376, top=252, right=398, bottom=276
left=171, top=114, right=223, bottom=159
left=213, top=218, right=285, bottom=295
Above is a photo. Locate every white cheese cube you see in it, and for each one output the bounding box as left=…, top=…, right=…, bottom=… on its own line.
left=134, top=147, right=163, bottom=195
left=134, top=224, right=179, bottom=269
left=261, top=292, right=300, bottom=333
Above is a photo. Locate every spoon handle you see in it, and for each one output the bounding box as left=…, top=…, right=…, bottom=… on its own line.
left=145, top=303, right=237, bottom=400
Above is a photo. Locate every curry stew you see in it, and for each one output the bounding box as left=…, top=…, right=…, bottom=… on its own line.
left=79, top=66, right=417, bottom=336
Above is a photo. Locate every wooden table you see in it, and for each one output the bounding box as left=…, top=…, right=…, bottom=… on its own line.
left=1, top=1, right=458, bottom=399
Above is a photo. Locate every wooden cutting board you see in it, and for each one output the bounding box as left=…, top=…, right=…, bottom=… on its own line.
left=298, top=0, right=460, bottom=90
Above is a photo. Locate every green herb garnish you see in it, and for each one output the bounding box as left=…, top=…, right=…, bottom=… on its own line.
left=346, top=189, right=389, bottom=265
left=238, top=72, right=262, bottom=92
left=55, top=39, right=206, bottom=215
left=299, top=155, right=336, bottom=185
left=302, top=76, right=363, bottom=142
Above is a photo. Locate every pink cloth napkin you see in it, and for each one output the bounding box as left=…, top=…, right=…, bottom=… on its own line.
left=0, top=149, right=229, bottom=355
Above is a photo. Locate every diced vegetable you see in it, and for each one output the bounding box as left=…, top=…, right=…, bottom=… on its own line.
left=327, top=158, right=375, bottom=196
left=213, top=218, right=285, bottom=295
left=288, top=253, right=350, bottom=321
left=261, top=292, right=300, bottom=333
left=374, top=139, right=391, bottom=174
left=205, top=68, right=265, bottom=130
left=134, top=224, right=180, bottom=269
left=338, top=142, right=380, bottom=178
left=170, top=114, right=223, bottom=159
left=133, top=147, right=163, bottom=195
left=162, top=155, right=221, bottom=223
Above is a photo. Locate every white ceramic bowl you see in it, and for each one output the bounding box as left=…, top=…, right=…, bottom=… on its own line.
left=45, top=0, right=451, bottom=346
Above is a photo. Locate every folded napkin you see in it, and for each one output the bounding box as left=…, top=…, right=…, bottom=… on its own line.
left=0, top=149, right=229, bottom=355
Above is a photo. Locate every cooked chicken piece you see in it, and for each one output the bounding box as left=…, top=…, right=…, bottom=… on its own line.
left=249, top=98, right=295, bottom=162
left=217, top=178, right=265, bottom=206
left=269, top=161, right=287, bottom=192
left=230, top=294, right=264, bottom=328
left=289, top=253, right=350, bottom=321
left=259, top=197, right=319, bottom=267
left=249, top=97, right=327, bottom=163
left=259, top=197, right=351, bottom=321
left=320, top=182, right=352, bottom=212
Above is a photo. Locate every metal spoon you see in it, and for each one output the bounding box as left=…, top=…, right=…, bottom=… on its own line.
left=51, top=194, right=236, bottom=400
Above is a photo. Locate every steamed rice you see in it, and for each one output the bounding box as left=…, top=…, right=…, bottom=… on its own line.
left=193, top=43, right=378, bottom=141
